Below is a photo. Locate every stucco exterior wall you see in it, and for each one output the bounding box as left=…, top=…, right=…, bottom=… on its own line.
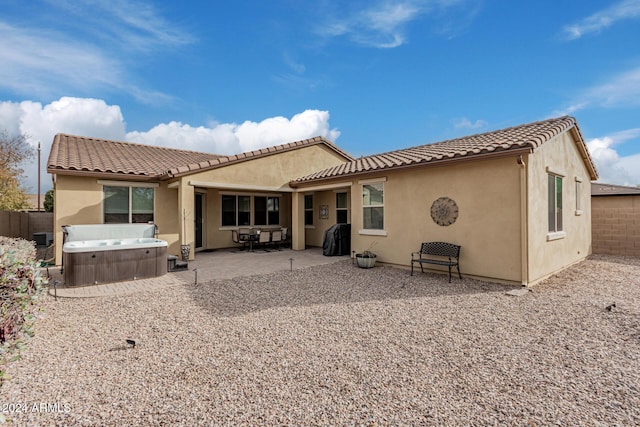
left=52, top=175, right=179, bottom=265
left=168, top=144, right=349, bottom=252
left=51, top=143, right=350, bottom=263
left=347, top=156, right=524, bottom=283
left=526, top=132, right=593, bottom=284
left=592, top=195, right=640, bottom=256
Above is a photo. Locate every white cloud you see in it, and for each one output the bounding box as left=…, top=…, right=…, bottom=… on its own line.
left=0, top=23, right=122, bottom=97
left=316, top=0, right=477, bottom=48
left=554, top=66, right=640, bottom=115
left=44, top=0, right=194, bottom=52
left=452, top=117, right=487, bottom=130
left=562, top=0, right=640, bottom=40
left=127, top=110, right=341, bottom=154
left=0, top=0, right=191, bottom=103
left=586, top=128, right=640, bottom=186
left=0, top=97, right=340, bottom=193
left=317, top=2, right=420, bottom=48
left=0, top=97, right=127, bottom=192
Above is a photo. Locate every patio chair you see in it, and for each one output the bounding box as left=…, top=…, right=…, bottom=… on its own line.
left=257, top=229, right=271, bottom=251
left=232, top=230, right=248, bottom=250
left=270, top=229, right=283, bottom=250
left=238, top=227, right=251, bottom=246
left=281, top=227, right=289, bottom=247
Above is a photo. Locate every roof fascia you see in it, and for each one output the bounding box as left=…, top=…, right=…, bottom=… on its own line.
left=291, top=146, right=533, bottom=188
left=47, top=169, right=158, bottom=182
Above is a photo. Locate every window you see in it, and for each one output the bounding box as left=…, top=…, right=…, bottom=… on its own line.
left=575, top=178, right=582, bottom=214
left=336, top=192, right=348, bottom=224
left=222, top=195, right=252, bottom=227
left=304, top=195, right=313, bottom=226
left=548, top=174, right=563, bottom=232
left=238, top=196, right=251, bottom=225
left=222, top=194, right=280, bottom=227
left=104, top=185, right=154, bottom=224
left=362, top=183, right=384, bottom=230
left=221, top=195, right=236, bottom=226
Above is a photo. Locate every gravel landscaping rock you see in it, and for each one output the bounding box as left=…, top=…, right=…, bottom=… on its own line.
left=1, top=254, right=639, bottom=425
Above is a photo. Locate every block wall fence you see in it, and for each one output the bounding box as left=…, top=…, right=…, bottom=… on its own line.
left=591, top=196, right=640, bottom=257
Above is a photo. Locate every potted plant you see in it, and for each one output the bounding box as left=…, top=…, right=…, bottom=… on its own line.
left=355, top=243, right=377, bottom=268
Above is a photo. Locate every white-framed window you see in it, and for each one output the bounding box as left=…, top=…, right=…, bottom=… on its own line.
left=221, top=194, right=280, bottom=227
left=575, top=177, right=583, bottom=215
left=336, top=192, right=348, bottom=223
left=548, top=174, right=563, bottom=233
left=304, top=194, right=313, bottom=226
left=362, top=182, right=384, bottom=230
left=103, top=185, right=155, bottom=224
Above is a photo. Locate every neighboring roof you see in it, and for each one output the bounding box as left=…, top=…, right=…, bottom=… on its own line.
left=291, top=116, right=598, bottom=186
left=592, top=182, right=640, bottom=196
left=47, top=134, right=353, bottom=181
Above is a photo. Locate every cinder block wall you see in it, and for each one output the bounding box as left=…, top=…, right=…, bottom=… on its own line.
left=592, top=196, right=640, bottom=256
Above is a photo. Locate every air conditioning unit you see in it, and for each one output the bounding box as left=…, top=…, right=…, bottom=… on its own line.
left=33, top=232, right=54, bottom=246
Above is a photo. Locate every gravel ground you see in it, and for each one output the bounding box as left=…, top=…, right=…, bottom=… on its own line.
left=1, top=254, right=639, bottom=426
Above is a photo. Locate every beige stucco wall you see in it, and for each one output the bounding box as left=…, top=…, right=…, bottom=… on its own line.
left=344, top=156, right=524, bottom=283
left=182, top=144, right=349, bottom=251
left=51, top=143, right=349, bottom=263
left=592, top=195, right=640, bottom=256
left=526, top=132, right=593, bottom=284
left=52, top=175, right=179, bottom=265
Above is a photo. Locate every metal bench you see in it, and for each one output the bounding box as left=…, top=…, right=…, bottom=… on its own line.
left=410, top=242, right=462, bottom=283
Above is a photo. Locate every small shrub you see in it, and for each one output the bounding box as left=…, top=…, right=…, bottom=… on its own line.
left=0, top=237, right=46, bottom=386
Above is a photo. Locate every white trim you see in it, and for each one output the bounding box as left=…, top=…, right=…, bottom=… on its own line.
left=189, top=180, right=294, bottom=192
left=574, top=176, right=583, bottom=183
left=358, top=176, right=387, bottom=184
left=575, top=210, right=583, bottom=216
left=97, top=180, right=159, bottom=188
left=545, top=167, right=565, bottom=177
left=546, top=231, right=567, bottom=241
left=167, top=181, right=180, bottom=189
left=294, top=181, right=353, bottom=192
left=358, top=229, right=387, bottom=236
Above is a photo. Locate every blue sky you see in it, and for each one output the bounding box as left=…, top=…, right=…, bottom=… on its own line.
left=1, top=0, right=639, bottom=192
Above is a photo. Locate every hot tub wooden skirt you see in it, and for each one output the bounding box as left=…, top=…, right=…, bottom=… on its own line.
left=64, top=246, right=168, bottom=287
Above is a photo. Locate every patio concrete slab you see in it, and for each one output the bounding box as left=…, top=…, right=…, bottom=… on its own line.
left=45, top=247, right=349, bottom=298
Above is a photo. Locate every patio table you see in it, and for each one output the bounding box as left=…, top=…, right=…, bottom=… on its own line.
left=239, top=229, right=260, bottom=251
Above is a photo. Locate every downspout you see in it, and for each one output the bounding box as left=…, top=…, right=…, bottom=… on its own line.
left=517, top=155, right=529, bottom=287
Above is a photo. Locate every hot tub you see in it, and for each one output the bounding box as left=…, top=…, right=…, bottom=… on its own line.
left=63, top=225, right=168, bottom=287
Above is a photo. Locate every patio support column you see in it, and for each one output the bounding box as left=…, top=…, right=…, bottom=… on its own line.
left=178, top=179, right=195, bottom=260
left=291, top=191, right=306, bottom=250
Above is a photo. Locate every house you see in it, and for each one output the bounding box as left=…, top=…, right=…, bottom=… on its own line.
left=290, top=115, right=598, bottom=286
left=47, top=115, right=598, bottom=286
left=46, top=134, right=353, bottom=265
left=591, top=182, right=640, bottom=257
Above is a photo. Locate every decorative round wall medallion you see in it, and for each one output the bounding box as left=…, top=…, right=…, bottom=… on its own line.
left=430, top=197, right=459, bottom=226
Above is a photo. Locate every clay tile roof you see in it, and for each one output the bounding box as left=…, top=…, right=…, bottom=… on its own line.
left=292, top=116, right=598, bottom=185
left=48, top=134, right=354, bottom=181
left=592, top=182, right=640, bottom=196
left=47, top=134, right=221, bottom=179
